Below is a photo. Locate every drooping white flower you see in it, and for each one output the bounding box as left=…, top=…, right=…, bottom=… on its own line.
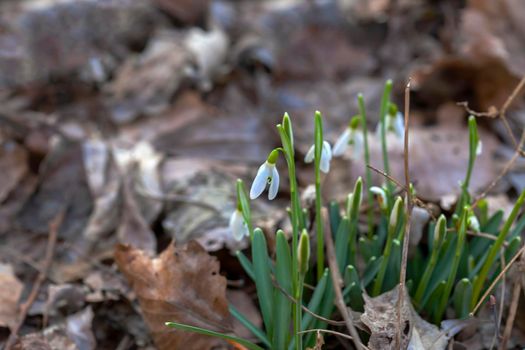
left=476, top=140, right=483, bottom=156
left=392, top=111, right=405, bottom=139
left=333, top=127, right=364, bottom=160
left=370, top=186, right=388, bottom=211
left=304, top=141, right=332, bottom=173
left=376, top=105, right=405, bottom=140
left=229, top=209, right=249, bottom=241
left=250, top=150, right=280, bottom=200
left=468, top=213, right=480, bottom=233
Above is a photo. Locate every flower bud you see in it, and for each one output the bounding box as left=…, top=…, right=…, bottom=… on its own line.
left=434, top=214, right=446, bottom=246
left=389, top=197, right=404, bottom=233
left=298, top=229, right=310, bottom=276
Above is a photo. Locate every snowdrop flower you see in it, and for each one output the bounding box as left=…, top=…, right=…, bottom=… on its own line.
left=250, top=149, right=280, bottom=200
left=370, top=186, right=389, bottom=211
left=467, top=212, right=480, bottom=233
left=476, top=140, right=483, bottom=156
left=377, top=103, right=405, bottom=139
left=229, top=208, right=249, bottom=241
left=304, top=141, right=332, bottom=173
left=333, top=116, right=363, bottom=159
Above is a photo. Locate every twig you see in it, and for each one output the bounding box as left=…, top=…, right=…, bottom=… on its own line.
left=489, top=295, right=499, bottom=350
left=367, top=164, right=436, bottom=220
left=458, top=74, right=525, bottom=156
left=323, top=209, right=364, bottom=350
left=367, top=164, right=406, bottom=190
left=489, top=252, right=506, bottom=350
left=472, top=130, right=525, bottom=208
left=447, top=228, right=508, bottom=245
left=5, top=211, right=64, bottom=349
left=470, top=243, right=525, bottom=316
left=397, top=79, right=413, bottom=349
left=272, top=278, right=346, bottom=326
left=499, top=249, right=524, bottom=350
left=298, top=329, right=372, bottom=350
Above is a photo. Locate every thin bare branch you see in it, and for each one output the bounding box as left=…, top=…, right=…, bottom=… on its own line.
left=472, top=130, right=525, bottom=208
left=397, top=78, right=413, bottom=348
left=471, top=243, right=525, bottom=316
left=5, top=211, right=64, bottom=349
left=499, top=250, right=524, bottom=350
left=323, top=209, right=365, bottom=350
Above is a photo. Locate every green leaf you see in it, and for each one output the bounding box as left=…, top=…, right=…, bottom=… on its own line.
left=273, top=230, right=292, bottom=349
left=289, top=269, right=329, bottom=350
left=236, top=251, right=255, bottom=281
left=453, top=279, right=472, bottom=318
left=472, top=189, right=525, bottom=309
left=236, top=179, right=253, bottom=235
left=252, top=228, right=274, bottom=336
left=363, top=256, right=383, bottom=288
left=329, top=201, right=341, bottom=238
left=469, top=210, right=502, bottom=259
left=229, top=304, right=271, bottom=347
left=343, top=265, right=363, bottom=311
left=435, top=208, right=468, bottom=322
left=343, top=282, right=364, bottom=311
left=165, top=322, right=265, bottom=350
left=334, top=216, right=350, bottom=272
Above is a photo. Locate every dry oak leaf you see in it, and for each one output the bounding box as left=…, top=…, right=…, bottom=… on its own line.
left=115, top=241, right=233, bottom=350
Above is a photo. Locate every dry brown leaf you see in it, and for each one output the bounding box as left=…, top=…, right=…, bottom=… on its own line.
left=227, top=290, right=262, bottom=341
left=0, top=263, right=23, bottom=330
left=114, top=241, right=233, bottom=350
left=0, top=141, right=28, bottom=203
left=106, top=31, right=192, bottom=124
left=152, top=0, right=209, bottom=24
left=361, top=286, right=447, bottom=350
left=13, top=330, right=77, bottom=350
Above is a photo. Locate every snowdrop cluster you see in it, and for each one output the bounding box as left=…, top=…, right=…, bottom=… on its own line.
left=229, top=109, right=405, bottom=241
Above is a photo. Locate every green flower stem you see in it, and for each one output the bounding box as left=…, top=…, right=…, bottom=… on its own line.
left=295, top=275, right=305, bottom=350
left=471, top=189, right=525, bottom=309
left=414, top=216, right=446, bottom=307
left=379, top=80, right=394, bottom=197
left=435, top=209, right=467, bottom=323
left=236, top=179, right=253, bottom=237
left=277, top=114, right=303, bottom=350
left=314, top=111, right=325, bottom=279
left=456, top=116, right=479, bottom=215
left=358, top=94, right=374, bottom=237
left=372, top=197, right=402, bottom=296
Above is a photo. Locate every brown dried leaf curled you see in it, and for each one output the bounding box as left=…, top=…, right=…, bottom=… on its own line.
left=114, top=241, right=233, bottom=350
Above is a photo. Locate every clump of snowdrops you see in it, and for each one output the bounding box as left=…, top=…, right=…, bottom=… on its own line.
left=167, top=80, right=525, bottom=350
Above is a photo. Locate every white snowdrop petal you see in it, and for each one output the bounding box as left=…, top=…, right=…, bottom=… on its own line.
left=322, top=141, right=332, bottom=160
left=351, top=132, right=364, bottom=160
left=394, top=112, right=405, bottom=139
left=250, top=163, right=270, bottom=199
left=333, top=129, right=351, bottom=156
left=268, top=165, right=280, bottom=200
left=476, top=140, right=483, bottom=156
left=230, top=210, right=247, bottom=241
left=320, top=154, right=330, bottom=173
left=304, top=145, right=315, bottom=163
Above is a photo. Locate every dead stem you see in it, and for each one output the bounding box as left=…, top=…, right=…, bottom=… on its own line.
left=472, top=130, right=525, bottom=208
left=366, top=164, right=436, bottom=220
left=499, top=250, right=524, bottom=350
left=5, top=211, right=64, bottom=349
left=323, top=209, right=365, bottom=350
left=470, top=243, right=525, bottom=316
left=397, top=79, right=413, bottom=349
left=458, top=74, right=525, bottom=157
left=272, top=278, right=347, bottom=326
